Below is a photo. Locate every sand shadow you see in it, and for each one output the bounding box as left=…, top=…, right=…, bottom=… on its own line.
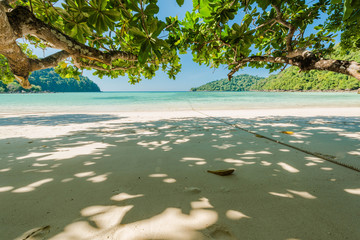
left=0, top=114, right=359, bottom=240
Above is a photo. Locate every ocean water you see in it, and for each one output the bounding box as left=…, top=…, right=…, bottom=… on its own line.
left=0, top=91, right=359, bottom=114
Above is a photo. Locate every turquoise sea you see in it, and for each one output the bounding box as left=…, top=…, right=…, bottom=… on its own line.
left=0, top=91, right=359, bottom=114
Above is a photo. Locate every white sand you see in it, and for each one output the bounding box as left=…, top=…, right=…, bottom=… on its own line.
left=0, top=108, right=359, bottom=240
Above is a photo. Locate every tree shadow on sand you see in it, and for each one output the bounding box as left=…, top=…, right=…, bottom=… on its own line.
left=0, top=114, right=359, bottom=240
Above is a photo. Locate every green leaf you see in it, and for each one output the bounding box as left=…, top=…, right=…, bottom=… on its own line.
left=127, top=2, right=141, bottom=12
left=152, top=21, right=166, bottom=38
left=88, top=13, right=98, bottom=27
left=139, top=41, right=151, bottom=64
left=343, top=0, right=353, bottom=20
left=100, top=0, right=107, bottom=11
left=199, top=0, right=211, bottom=17
left=104, top=10, right=121, bottom=21
left=176, top=0, right=184, bottom=7
left=82, top=6, right=96, bottom=14
left=129, top=27, right=147, bottom=38
left=144, top=3, right=159, bottom=15
left=153, top=48, right=162, bottom=60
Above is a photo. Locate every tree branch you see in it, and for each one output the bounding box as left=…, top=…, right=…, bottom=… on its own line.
left=0, top=6, right=139, bottom=88
left=228, top=56, right=290, bottom=80
left=228, top=53, right=360, bottom=82
left=271, top=4, right=296, bottom=53
left=0, top=3, right=32, bottom=88
left=7, top=6, right=138, bottom=64
left=30, top=50, right=70, bottom=71
left=255, top=19, right=275, bottom=30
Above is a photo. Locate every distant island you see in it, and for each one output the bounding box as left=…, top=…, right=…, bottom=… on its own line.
left=191, top=46, right=360, bottom=92
left=191, top=74, right=264, bottom=91
left=0, top=68, right=100, bottom=93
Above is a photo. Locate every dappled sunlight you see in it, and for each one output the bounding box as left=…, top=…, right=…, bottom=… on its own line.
left=1, top=114, right=360, bottom=239
left=338, top=132, right=360, bottom=140
left=74, top=171, right=96, bottom=178
left=237, top=150, right=272, bottom=156
left=269, top=192, right=294, bottom=198
left=55, top=205, right=218, bottom=240
left=111, top=193, right=144, bottom=202
left=84, top=161, right=96, bottom=166
left=61, top=178, right=74, bottom=183
left=226, top=210, right=251, bottom=220
left=279, top=149, right=291, bottom=152
left=289, top=140, right=305, bottom=143
left=304, top=156, right=324, bottom=163
left=277, top=162, right=300, bottom=173
left=149, top=173, right=168, bottom=178
left=81, top=205, right=134, bottom=228
left=191, top=197, right=214, bottom=209
left=269, top=190, right=316, bottom=199
left=12, top=178, right=53, bottom=193
left=163, top=178, right=177, bottom=183
left=255, top=123, right=299, bottom=128
left=174, top=138, right=191, bottom=144
left=320, top=167, right=333, bottom=171
left=287, top=190, right=317, bottom=199
left=212, top=143, right=236, bottom=150
left=112, top=208, right=218, bottom=240
left=304, top=126, right=345, bottom=132
left=344, top=188, right=360, bottom=196
left=222, top=158, right=256, bottom=166
left=260, top=160, right=272, bottom=166
left=0, top=186, right=14, bottom=192
left=137, top=140, right=171, bottom=151
left=181, top=157, right=207, bottom=166
left=348, top=150, right=360, bottom=156
left=37, top=142, right=111, bottom=161
left=87, top=173, right=111, bottom=183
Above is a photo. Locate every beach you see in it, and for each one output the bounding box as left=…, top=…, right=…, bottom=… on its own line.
left=0, top=105, right=359, bottom=240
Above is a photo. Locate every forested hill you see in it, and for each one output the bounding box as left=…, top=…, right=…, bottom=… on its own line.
left=191, top=47, right=360, bottom=92
left=191, top=74, right=264, bottom=91
left=0, top=68, right=100, bottom=93
left=252, top=47, right=360, bottom=91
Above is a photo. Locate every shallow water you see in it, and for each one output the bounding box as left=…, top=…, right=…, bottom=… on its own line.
left=0, top=91, right=359, bottom=113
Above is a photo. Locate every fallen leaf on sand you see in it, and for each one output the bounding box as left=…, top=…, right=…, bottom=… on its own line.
left=207, top=169, right=235, bottom=176
left=281, top=131, right=294, bottom=135
left=255, top=134, right=265, bottom=138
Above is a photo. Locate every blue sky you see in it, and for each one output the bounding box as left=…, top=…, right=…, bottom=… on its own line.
left=31, top=0, right=330, bottom=91
left=81, top=0, right=272, bottom=91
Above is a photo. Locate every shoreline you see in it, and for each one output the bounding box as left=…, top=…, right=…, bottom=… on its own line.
left=1, top=106, right=360, bottom=117
left=191, top=89, right=360, bottom=93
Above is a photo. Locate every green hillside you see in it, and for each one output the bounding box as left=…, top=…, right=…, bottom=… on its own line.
left=0, top=68, right=100, bottom=93
left=252, top=45, right=360, bottom=91
left=191, top=74, right=264, bottom=91
left=191, top=47, right=360, bottom=92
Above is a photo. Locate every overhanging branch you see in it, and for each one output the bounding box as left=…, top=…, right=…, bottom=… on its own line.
left=7, top=6, right=138, bottom=64
left=228, top=56, right=290, bottom=80
left=30, top=50, right=70, bottom=71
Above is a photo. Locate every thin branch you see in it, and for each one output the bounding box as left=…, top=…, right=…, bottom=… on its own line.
left=255, top=19, right=275, bottom=30
left=44, top=0, right=76, bottom=24
left=228, top=55, right=290, bottom=80
left=271, top=4, right=296, bottom=52
left=29, top=50, right=70, bottom=71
